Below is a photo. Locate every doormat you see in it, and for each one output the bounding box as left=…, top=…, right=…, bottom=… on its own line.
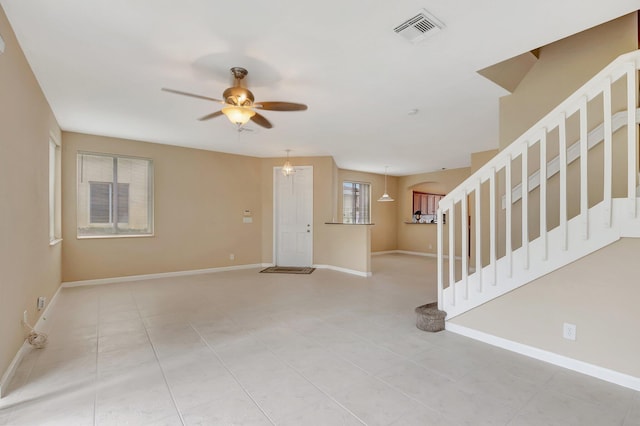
left=260, top=266, right=315, bottom=274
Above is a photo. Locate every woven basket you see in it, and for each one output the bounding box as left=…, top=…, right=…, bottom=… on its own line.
left=415, top=303, right=446, bottom=332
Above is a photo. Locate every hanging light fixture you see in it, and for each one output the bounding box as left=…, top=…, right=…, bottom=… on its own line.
left=378, top=166, right=394, bottom=202
left=221, top=105, right=255, bottom=127
left=282, top=149, right=296, bottom=176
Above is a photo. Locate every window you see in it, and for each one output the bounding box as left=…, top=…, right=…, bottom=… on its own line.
left=77, top=152, right=153, bottom=237
left=343, top=181, right=370, bottom=224
left=89, top=182, right=129, bottom=224
left=413, top=191, right=444, bottom=223
left=49, top=137, right=61, bottom=243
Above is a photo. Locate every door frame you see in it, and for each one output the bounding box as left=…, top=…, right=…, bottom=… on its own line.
left=273, top=166, right=313, bottom=266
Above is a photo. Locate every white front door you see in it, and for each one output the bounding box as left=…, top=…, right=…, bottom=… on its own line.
left=274, top=166, right=313, bottom=267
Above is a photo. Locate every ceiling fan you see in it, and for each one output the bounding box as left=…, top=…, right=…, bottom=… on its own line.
left=162, top=67, right=307, bottom=129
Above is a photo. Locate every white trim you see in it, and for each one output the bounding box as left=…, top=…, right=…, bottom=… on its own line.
left=371, top=250, right=398, bottom=256
left=371, top=249, right=461, bottom=260
left=446, top=322, right=640, bottom=392
left=62, top=264, right=266, bottom=288
left=48, top=238, right=63, bottom=247
left=312, top=264, right=372, bottom=277
left=0, top=284, right=62, bottom=398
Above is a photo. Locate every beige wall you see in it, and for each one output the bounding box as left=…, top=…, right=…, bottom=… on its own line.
left=451, top=238, right=640, bottom=377
left=0, top=6, right=62, bottom=389
left=322, top=225, right=372, bottom=274
left=338, top=169, right=398, bottom=253
left=397, top=167, right=471, bottom=255
left=499, top=12, right=638, bottom=149
left=62, top=132, right=263, bottom=282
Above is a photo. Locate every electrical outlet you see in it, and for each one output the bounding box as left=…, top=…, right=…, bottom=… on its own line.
left=429, top=243, right=433, bottom=249
left=37, top=296, right=46, bottom=311
left=23, top=310, right=28, bottom=324
left=563, top=322, right=577, bottom=341
left=229, top=253, right=235, bottom=261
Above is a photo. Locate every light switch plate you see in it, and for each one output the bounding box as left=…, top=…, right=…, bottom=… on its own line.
left=0, top=34, right=5, bottom=54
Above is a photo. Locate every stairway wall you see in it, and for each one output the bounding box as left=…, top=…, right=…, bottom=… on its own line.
left=499, top=12, right=638, bottom=150
left=449, top=237, right=640, bottom=378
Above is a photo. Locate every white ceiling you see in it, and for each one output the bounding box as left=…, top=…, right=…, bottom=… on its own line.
left=2, top=1, right=638, bottom=175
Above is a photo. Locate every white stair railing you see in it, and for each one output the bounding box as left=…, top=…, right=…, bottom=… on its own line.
left=437, top=50, right=640, bottom=319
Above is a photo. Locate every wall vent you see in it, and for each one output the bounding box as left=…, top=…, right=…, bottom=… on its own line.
left=394, top=9, right=444, bottom=43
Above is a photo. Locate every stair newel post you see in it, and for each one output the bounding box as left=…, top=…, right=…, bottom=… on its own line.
left=539, top=130, right=548, bottom=261
left=437, top=207, right=444, bottom=310
left=604, top=77, right=613, bottom=228
left=505, top=155, right=513, bottom=278
left=461, top=191, right=469, bottom=300
left=489, top=167, right=497, bottom=285
left=559, top=113, right=568, bottom=251
left=448, top=201, right=456, bottom=306
left=626, top=63, right=638, bottom=218
left=521, top=142, right=529, bottom=270
left=580, top=96, right=589, bottom=240
left=475, top=178, right=482, bottom=292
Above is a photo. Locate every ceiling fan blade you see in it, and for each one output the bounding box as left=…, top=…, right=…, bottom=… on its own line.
left=254, top=101, right=308, bottom=111
left=250, top=112, right=273, bottom=129
left=198, top=111, right=224, bottom=121
left=161, top=88, right=223, bottom=103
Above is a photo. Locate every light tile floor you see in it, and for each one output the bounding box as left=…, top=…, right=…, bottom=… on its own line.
left=0, top=254, right=639, bottom=425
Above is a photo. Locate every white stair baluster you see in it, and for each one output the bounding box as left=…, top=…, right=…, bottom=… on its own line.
left=604, top=78, right=613, bottom=227
left=505, top=157, right=512, bottom=277
left=540, top=130, right=548, bottom=260
left=461, top=192, right=468, bottom=299
left=449, top=202, right=456, bottom=306
left=521, top=142, right=529, bottom=270
left=475, top=179, right=482, bottom=292
left=559, top=114, right=568, bottom=251
left=437, top=207, right=444, bottom=309
left=627, top=63, right=638, bottom=218
left=580, top=96, right=589, bottom=239
left=489, top=168, right=497, bottom=285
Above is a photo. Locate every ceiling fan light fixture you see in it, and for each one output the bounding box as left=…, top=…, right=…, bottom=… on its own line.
left=222, top=105, right=255, bottom=126
left=377, top=166, right=395, bottom=202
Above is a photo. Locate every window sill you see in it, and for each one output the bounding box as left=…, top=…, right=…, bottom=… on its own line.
left=49, top=238, right=63, bottom=247
left=76, top=234, right=154, bottom=240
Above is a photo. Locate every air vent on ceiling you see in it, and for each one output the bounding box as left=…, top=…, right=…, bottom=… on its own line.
left=394, top=9, right=444, bottom=43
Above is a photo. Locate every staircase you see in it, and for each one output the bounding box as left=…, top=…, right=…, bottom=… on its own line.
left=437, top=50, right=640, bottom=319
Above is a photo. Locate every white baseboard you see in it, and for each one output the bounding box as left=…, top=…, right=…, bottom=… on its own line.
left=0, top=284, right=62, bottom=398
left=371, top=250, right=462, bottom=260
left=313, top=264, right=372, bottom=277
left=445, top=322, right=640, bottom=392
left=394, top=250, right=437, bottom=257
left=62, top=263, right=267, bottom=288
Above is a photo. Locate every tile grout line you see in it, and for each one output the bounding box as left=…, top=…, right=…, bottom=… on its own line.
left=188, top=323, right=278, bottom=426
left=223, top=315, right=369, bottom=425
left=132, top=290, right=187, bottom=426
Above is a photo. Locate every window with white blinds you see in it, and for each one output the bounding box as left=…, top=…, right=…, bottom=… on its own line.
left=343, top=181, right=371, bottom=224
left=77, top=152, right=153, bottom=237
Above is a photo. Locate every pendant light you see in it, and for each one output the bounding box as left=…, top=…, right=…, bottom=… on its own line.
left=378, top=166, right=394, bottom=202
left=282, top=149, right=296, bottom=176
